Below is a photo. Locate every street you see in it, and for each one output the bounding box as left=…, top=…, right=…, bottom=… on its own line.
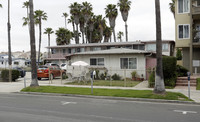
left=0, top=93, right=199, bottom=122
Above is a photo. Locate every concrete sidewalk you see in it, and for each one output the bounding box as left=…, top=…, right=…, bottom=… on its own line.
left=0, top=73, right=199, bottom=103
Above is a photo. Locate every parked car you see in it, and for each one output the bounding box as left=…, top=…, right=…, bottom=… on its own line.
left=37, top=65, right=66, bottom=80
left=60, top=63, right=67, bottom=71
left=45, top=63, right=60, bottom=68
left=13, top=67, right=26, bottom=77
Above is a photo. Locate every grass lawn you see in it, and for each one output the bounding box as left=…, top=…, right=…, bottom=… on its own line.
left=21, top=86, right=192, bottom=101
left=66, top=80, right=141, bottom=87
left=197, top=78, right=200, bottom=90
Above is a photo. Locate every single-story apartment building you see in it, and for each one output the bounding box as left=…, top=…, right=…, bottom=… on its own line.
left=65, top=48, right=156, bottom=80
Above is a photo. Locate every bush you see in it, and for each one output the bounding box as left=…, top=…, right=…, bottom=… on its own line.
left=176, top=48, right=182, bottom=60
left=1, top=69, right=20, bottom=82
left=100, top=73, right=106, bottom=80
left=111, top=73, right=121, bottom=80
left=197, top=78, right=200, bottom=90
left=176, top=65, right=188, bottom=77
left=162, top=56, right=177, bottom=87
left=148, top=71, right=155, bottom=88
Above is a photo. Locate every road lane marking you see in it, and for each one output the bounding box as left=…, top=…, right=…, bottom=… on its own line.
left=61, top=101, right=77, bottom=105
left=173, top=110, right=197, bottom=115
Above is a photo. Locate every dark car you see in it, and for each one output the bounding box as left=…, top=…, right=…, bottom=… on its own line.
left=13, top=67, right=26, bottom=77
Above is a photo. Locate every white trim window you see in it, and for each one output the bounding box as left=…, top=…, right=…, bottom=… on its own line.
left=90, top=58, right=104, bottom=66
left=120, top=58, right=137, bottom=69
left=178, top=24, right=190, bottom=39
left=178, top=0, right=189, bottom=14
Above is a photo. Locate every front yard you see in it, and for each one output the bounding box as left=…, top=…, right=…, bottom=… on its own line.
left=66, top=80, right=141, bottom=87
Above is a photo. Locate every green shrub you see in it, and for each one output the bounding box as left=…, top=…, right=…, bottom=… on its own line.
left=148, top=71, right=155, bottom=88
left=131, top=71, right=137, bottom=78
left=100, top=73, right=106, bottom=80
left=197, top=78, right=200, bottom=90
left=162, top=56, right=177, bottom=87
left=176, top=65, right=188, bottom=77
left=111, top=73, right=121, bottom=80
left=176, top=48, right=182, bottom=60
left=1, top=69, right=20, bottom=82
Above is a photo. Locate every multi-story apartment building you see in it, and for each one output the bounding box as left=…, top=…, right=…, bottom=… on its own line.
left=175, top=0, right=200, bottom=74
left=46, top=40, right=175, bottom=64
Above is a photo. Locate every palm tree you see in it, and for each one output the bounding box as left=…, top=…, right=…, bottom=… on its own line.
left=62, top=12, right=68, bottom=28
left=68, top=16, right=75, bottom=33
left=55, top=28, right=73, bottom=45
left=0, top=3, right=2, bottom=8
left=7, top=0, right=12, bottom=82
left=34, top=10, right=47, bottom=64
left=105, top=4, right=118, bottom=42
left=117, top=0, right=131, bottom=42
left=154, top=0, right=165, bottom=94
left=69, top=2, right=82, bottom=44
left=22, top=1, right=29, bottom=19
left=29, top=0, right=39, bottom=87
left=169, top=0, right=175, bottom=18
left=44, top=28, right=54, bottom=58
left=103, top=26, right=112, bottom=43
left=79, top=16, right=85, bottom=43
left=82, top=2, right=93, bottom=43
left=117, top=31, right=124, bottom=42
left=88, top=17, right=95, bottom=43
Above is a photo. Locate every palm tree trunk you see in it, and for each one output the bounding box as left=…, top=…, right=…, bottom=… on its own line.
left=85, top=28, right=88, bottom=43
left=29, top=0, right=39, bottom=87
left=75, top=24, right=79, bottom=44
left=113, top=28, right=116, bottom=42
left=72, top=22, right=75, bottom=33
left=38, top=20, right=42, bottom=64
left=82, top=32, right=85, bottom=44
left=8, top=0, right=12, bottom=82
left=154, top=0, right=165, bottom=94
left=125, top=21, right=128, bottom=42
left=48, top=34, right=50, bottom=58
left=90, top=31, right=92, bottom=43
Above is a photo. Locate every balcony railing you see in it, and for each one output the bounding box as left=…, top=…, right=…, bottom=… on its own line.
left=193, top=6, right=200, bottom=15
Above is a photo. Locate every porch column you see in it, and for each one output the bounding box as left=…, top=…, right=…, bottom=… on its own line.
left=190, top=0, right=193, bottom=74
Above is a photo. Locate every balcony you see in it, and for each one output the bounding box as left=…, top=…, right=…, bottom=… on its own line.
left=193, top=5, right=200, bottom=19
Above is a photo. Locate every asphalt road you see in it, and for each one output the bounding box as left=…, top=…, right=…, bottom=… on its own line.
left=0, top=93, right=199, bottom=122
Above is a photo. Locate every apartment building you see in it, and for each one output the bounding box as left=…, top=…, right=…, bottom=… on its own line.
left=175, top=0, right=200, bottom=74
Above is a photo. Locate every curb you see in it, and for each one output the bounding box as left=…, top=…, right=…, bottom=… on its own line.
left=17, top=92, right=200, bottom=105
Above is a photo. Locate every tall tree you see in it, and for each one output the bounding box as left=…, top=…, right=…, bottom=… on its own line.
left=22, top=1, right=30, bottom=35
left=154, top=0, right=165, bottom=94
left=169, top=0, right=175, bottom=18
left=7, top=0, right=12, bottom=82
left=29, top=0, right=39, bottom=87
left=44, top=28, right=54, bottom=58
left=82, top=2, right=93, bottom=43
left=69, top=2, right=82, bottom=44
left=22, top=1, right=29, bottom=20
left=68, top=16, right=75, bottom=33
left=55, top=28, right=73, bottom=45
left=117, top=31, right=124, bottom=42
left=103, top=26, right=112, bottom=43
left=105, top=4, right=118, bottom=42
left=117, top=0, right=131, bottom=42
left=34, top=10, right=47, bottom=64
left=62, top=12, right=68, bottom=28
left=0, top=3, right=2, bottom=8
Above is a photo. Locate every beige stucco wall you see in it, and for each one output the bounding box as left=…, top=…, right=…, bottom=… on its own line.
left=68, top=54, right=146, bottom=79
left=175, top=0, right=191, bottom=48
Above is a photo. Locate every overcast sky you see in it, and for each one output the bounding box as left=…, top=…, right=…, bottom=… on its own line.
left=0, top=0, right=175, bottom=52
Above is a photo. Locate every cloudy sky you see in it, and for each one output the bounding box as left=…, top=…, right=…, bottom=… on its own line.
left=0, top=0, right=175, bottom=52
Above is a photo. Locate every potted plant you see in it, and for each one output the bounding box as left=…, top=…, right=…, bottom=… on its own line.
left=131, top=71, right=137, bottom=81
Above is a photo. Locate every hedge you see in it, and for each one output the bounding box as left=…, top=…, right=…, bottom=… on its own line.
left=0, top=69, right=20, bottom=82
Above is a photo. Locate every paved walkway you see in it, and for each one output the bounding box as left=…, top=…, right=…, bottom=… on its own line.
left=0, top=72, right=199, bottom=103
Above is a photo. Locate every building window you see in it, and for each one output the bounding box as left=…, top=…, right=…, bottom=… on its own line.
left=146, top=44, right=156, bottom=51
left=51, top=49, right=56, bottom=54
left=63, top=49, right=66, bottom=54
left=120, top=58, right=137, bottom=69
left=178, top=0, right=189, bottom=13
left=178, top=25, right=189, bottom=39
left=68, top=48, right=71, bottom=54
left=162, top=44, right=169, bottom=51
left=14, top=62, right=19, bottom=65
left=90, top=58, right=104, bottom=66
